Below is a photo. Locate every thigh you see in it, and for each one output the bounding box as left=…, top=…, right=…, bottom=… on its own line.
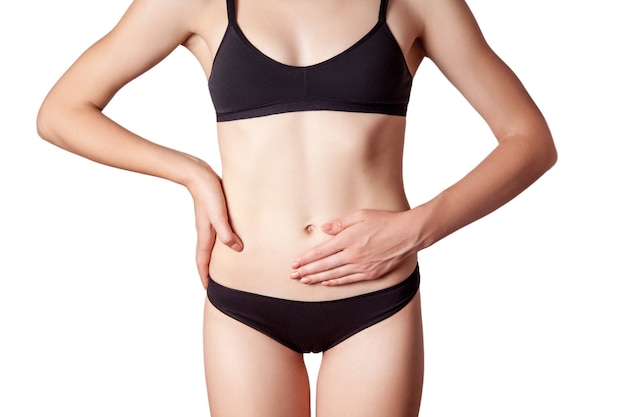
left=203, top=298, right=311, bottom=417
left=316, top=291, right=424, bottom=417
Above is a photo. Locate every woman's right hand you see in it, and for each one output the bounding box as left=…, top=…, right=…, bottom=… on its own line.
left=35, top=0, right=243, bottom=290
left=186, top=162, right=243, bottom=289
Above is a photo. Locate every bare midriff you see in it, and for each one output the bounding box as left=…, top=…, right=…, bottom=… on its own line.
left=208, top=110, right=418, bottom=301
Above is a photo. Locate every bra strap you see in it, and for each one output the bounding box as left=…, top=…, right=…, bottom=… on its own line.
left=379, top=0, right=389, bottom=21
left=226, top=0, right=236, bottom=23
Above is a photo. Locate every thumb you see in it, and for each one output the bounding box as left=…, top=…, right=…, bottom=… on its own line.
left=321, top=210, right=365, bottom=235
left=208, top=198, right=244, bottom=252
left=214, top=220, right=243, bottom=251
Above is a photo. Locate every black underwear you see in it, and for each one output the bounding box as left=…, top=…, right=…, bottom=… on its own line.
left=207, top=264, right=419, bottom=353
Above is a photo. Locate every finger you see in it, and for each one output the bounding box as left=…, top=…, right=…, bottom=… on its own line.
left=213, top=221, right=243, bottom=252
left=320, top=272, right=370, bottom=287
left=292, top=237, right=344, bottom=269
left=196, top=224, right=216, bottom=289
left=290, top=251, right=346, bottom=280
left=209, top=202, right=244, bottom=252
left=320, top=210, right=366, bottom=235
left=298, top=263, right=358, bottom=285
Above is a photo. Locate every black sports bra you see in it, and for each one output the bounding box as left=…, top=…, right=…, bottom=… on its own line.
left=208, top=0, right=413, bottom=122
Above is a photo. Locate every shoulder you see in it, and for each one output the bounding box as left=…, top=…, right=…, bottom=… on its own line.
left=400, top=0, right=476, bottom=24
left=127, top=0, right=211, bottom=16
left=395, top=0, right=489, bottom=59
left=117, top=0, right=218, bottom=38
left=392, top=0, right=484, bottom=40
left=388, top=0, right=484, bottom=45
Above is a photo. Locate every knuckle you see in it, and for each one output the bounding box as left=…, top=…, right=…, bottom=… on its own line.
left=323, top=279, right=335, bottom=287
left=336, top=277, right=351, bottom=286
left=334, top=235, right=345, bottom=246
left=213, top=211, right=228, bottom=224
left=326, top=269, right=340, bottom=281
left=316, top=262, right=327, bottom=273
left=215, top=228, right=235, bottom=245
left=211, top=215, right=228, bottom=230
left=365, top=267, right=379, bottom=281
left=346, top=250, right=364, bottom=263
left=311, top=247, right=325, bottom=259
left=343, top=251, right=355, bottom=263
left=208, top=207, right=228, bottom=224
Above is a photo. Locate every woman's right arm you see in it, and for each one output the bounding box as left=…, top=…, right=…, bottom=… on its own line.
left=37, top=0, right=242, bottom=288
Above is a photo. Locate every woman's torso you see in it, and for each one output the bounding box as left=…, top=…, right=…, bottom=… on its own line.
left=186, top=0, right=425, bottom=300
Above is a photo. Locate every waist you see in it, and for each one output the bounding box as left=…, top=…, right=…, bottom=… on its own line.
left=210, top=112, right=412, bottom=299
left=208, top=196, right=415, bottom=301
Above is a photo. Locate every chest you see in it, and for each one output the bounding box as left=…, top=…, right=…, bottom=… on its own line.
left=189, top=0, right=423, bottom=78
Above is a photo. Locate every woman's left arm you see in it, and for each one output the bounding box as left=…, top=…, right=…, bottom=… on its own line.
left=292, top=0, right=557, bottom=286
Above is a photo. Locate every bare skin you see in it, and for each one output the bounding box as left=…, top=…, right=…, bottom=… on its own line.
left=37, top=0, right=557, bottom=415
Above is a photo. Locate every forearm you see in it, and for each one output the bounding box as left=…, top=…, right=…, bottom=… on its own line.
left=409, top=131, right=557, bottom=252
left=37, top=102, right=207, bottom=188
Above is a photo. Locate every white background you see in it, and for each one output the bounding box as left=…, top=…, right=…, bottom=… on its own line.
left=1, top=0, right=624, bottom=416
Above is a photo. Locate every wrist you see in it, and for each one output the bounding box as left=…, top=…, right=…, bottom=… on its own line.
left=406, top=201, right=441, bottom=253
left=176, top=154, right=217, bottom=193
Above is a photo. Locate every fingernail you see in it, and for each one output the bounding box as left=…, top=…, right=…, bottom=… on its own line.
left=300, top=278, right=311, bottom=284
left=231, top=243, right=243, bottom=252
left=291, top=261, right=300, bottom=269
left=290, top=271, right=300, bottom=279
left=321, top=224, right=332, bottom=232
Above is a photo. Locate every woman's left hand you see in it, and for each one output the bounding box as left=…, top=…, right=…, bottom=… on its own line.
left=290, top=209, right=418, bottom=286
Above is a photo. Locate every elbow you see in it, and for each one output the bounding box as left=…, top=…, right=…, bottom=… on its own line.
left=539, top=132, right=558, bottom=174
left=522, top=132, right=558, bottom=186
left=549, top=138, right=558, bottom=167
left=504, top=127, right=558, bottom=182
left=37, top=97, right=75, bottom=148
left=36, top=100, right=59, bottom=144
left=519, top=121, right=557, bottom=177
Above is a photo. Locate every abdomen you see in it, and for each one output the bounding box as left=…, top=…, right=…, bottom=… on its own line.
left=209, top=111, right=416, bottom=300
